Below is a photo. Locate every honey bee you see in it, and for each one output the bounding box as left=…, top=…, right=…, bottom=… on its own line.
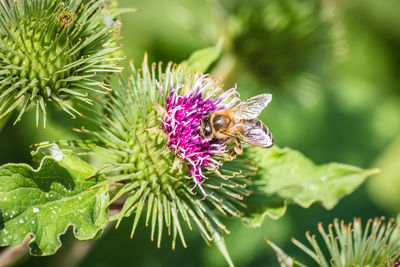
left=200, top=94, right=273, bottom=156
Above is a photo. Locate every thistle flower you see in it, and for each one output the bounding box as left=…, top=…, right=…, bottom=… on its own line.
left=270, top=217, right=400, bottom=267
left=68, top=56, right=255, bottom=254
left=161, top=76, right=239, bottom=194
left=0, top=0, right=123, bottom=127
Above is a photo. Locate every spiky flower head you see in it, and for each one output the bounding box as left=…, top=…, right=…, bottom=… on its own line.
left=0, top=0, right=123, bottom=127
left=286, top=217, right=400, bottom=266
left=68, top=56, right=255, bottom=253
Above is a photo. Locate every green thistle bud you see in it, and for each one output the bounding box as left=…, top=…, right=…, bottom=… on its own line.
left=220, top=0, right=342, bottom=95
left=0, top=0, right=123, bottom=127
left=269, top=217, right=400, bottom=266
left=67, top=55, right=257, bottom=254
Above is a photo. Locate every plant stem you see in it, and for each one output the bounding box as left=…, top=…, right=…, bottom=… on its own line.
left=50, top=223, right=113, bottom=267
left=0, top=237, right=30, bottom=267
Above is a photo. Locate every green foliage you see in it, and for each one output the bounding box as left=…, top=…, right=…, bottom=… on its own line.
left=0, top=0, right=123, bottom=127
left=242, top=146, right=379, bottom=227
left=180, top=41, right=222, bottom=73
left=0, top=145, right=109, bottom=256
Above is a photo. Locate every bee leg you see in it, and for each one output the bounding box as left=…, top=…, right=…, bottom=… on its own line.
left=228, top=149, right=236, bottom=159
left=228, top=138, right=242, bottom=159
left=233, top=138, right=243, bottom=155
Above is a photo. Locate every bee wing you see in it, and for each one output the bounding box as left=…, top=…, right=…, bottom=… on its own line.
left=231, top=94, right=272, bottom=120
left=237, top=122, right=273, bottom=148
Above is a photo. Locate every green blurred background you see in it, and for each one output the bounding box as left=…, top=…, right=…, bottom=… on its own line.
left=1, top=0, right=400, bottom=266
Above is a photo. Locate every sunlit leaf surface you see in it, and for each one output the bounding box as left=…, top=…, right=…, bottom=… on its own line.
left=0, top=146, right=108, bottom=255
left=242, top=146, right=379, bottom=227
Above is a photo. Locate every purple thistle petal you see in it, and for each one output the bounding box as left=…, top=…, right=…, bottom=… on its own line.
left=161, top=75, right=234, bottom=194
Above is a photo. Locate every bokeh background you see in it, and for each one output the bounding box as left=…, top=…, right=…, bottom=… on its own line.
left=1, top=0, right=400, bottom=266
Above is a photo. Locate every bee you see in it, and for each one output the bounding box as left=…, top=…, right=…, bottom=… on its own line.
left=200, top=94, right=273, bottom=156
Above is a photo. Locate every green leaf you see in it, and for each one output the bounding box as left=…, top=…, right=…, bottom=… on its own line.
left=243, top=146, right=379, bottom=226
left=241, top=194, right=287, bottom=228
left=180, top=41, right=222, bottom=73
left=0, top=145, right=109, bottom=256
